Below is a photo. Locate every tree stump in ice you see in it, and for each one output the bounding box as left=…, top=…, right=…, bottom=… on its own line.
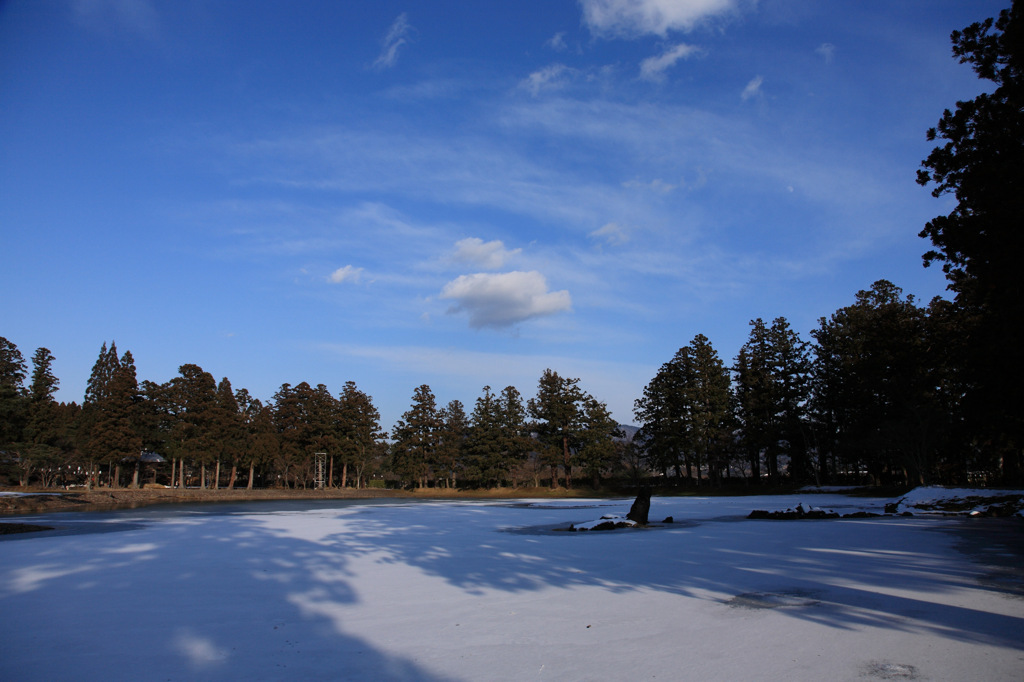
left=627, top=486, right=651, bottom=525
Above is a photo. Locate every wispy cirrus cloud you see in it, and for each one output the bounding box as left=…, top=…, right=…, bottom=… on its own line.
left=440, top=271, right=571, bottom=329
left=741, top=75, right=763, bottom=100
left=589, top=222, right=630, bottom=245
left=639, top=42, right=700, bottom=80
left=580, top=0, right=749, bottom=38
left=521, top=63, right=576, bottom=95
left=374, top=13, right=413, bottom=69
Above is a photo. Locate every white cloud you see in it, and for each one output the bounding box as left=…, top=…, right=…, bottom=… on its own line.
left=440, top=271, right=572, bottom=328
left=521, top=63, right=575, bottom=95
left=451, top=238, right=521, bottom=269
left=640, top=42, right=699, bottom=81
left=329, top=265, right=364, bottom=283
left=589, top=222, right=630, bottom=245
left=580, top=0, right=747, bottom=38
left=741, top=75, right=763, bottom=100
left=374, top=13, right=412, bottom=69
left=547, top=32, right=568, bottom=51
left=816, top=42, right=836, bottom=63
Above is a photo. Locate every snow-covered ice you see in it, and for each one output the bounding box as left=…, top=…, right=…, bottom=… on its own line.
left=1, top=494, right=1022, bottom=681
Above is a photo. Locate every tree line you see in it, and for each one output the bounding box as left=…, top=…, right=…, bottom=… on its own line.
left=2, top=4, right=1021, bottom=489
left=0, top=341, right=623, bottom=490
left=0, top=273, right=1016, bottom=491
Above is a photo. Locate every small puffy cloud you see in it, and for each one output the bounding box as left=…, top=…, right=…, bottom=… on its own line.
left=329, top=265, right=364, bottom=284
left=589, top=222, right=630, bottom=245
left=440, top=271, right=572, bottom=329
left=640, top=42, right=699, bottom=81
left=741, top=75, right=763, bottom=101
left=374, top=13, right=412, bottom=69
left=521, top=63, right=575, bottom=95
left=581, top=0, right=745, bottom=38
left=816, top=42, right=836, bottom=63
left=451, top=238, right=521, bottom=270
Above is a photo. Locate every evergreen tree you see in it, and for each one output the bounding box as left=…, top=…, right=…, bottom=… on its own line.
left=917, top=1, right=1024, bottom=481
left=272, top=382, right=317, bottom=488
left=527, top=369, right=587, bottom=489
left=0, top=337, right=28, bottom=453
left=166, top=364, right=217, bottom=488
left=436, top=399, right=468, bottom=488
left=497, top=386, right=531, bottom=486
left=684, top=335, right=733, bottom=486
left=337, top=381, right=384, bottom=489
left=576, top=396, right=622, bottom=489
left=734, top=318, right=812, bottom=483
left=391, top=384, right=441, bottom=488
left=465, top=386, right=504, bottom=487
left=210, top=377, right=245, bottom=489
left=810, top=281, right=942, bottom=485
left=635, top=336, right=731, bottom=486
left=19, top=348, right=65, bottom=486
left=634, top=351, right=690, bottom=480
left=86, top=350, right=143, bottom=487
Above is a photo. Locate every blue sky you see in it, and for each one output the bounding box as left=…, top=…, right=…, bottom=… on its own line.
left=0, top=0, right=1004, bottom=431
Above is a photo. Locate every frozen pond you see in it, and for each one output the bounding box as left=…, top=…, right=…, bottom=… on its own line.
left=1, top=495, right=1022, bottom=681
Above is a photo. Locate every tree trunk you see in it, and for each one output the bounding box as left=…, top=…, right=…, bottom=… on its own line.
left=114, top=464, right=122, bottom=489
left=201, top=465, right=206, bottom=489
left=179, top=460, right=185, bottom=489
left=170, top=458, right=176, bottom=488
left=227, top=464, right=237, bottom=489
left=131, top=460, right=140, bottom=489
left=213, top=460, right=221, bottom=490
left=329, top=455, right=334, bottom=488
left=247, top=461, right=255, bottom=490
left=562, top=436, right=572, bottom=489
left=341, top=461, right=348, bottom=489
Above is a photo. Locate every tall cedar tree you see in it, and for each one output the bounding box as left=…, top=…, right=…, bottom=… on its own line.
left=0, top=337, right=28, bottom=451
left=684, top=335, right=733, bottom=486
left=527, top=369, right=587, bottom=489
left=19, top=348, right=66, bottom=486
left=211, top=377, right=245, bottom=489
left=917, top=1, right=1024, bottom=480
left=576, top=396, right=623, bottom=489
left=272, top=382, right=318, bottom=488
left=436, top=399, right=468, bottom=488
left=498, top=386, right=531, bottom=486
left=168, top=364, right=217, bottom=488
left=811, top=281, right=943, bottom=485
left=391, top=384, right=442, bottom=488
left=86, top=349, right=143, bottom=487
left=337, top=381, right=384, bottom=489
left=634, top=350, right=690, bottom=479
left=635, top=336, right=731, bottom=485
left=734, top=318, right=812, bottom=482
left=465, top=387, right=503, bottom=486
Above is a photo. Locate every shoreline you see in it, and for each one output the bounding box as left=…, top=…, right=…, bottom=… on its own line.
left=0, top=484, right=621, bottom=517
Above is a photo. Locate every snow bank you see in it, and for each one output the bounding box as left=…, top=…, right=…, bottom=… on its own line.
left=893, top=486, right=1024, bottom=516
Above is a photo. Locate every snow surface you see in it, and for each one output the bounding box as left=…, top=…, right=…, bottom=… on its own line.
left=2, top=494, right=1022, bottom=681
left=894, top=486, right=1024, bottom=516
